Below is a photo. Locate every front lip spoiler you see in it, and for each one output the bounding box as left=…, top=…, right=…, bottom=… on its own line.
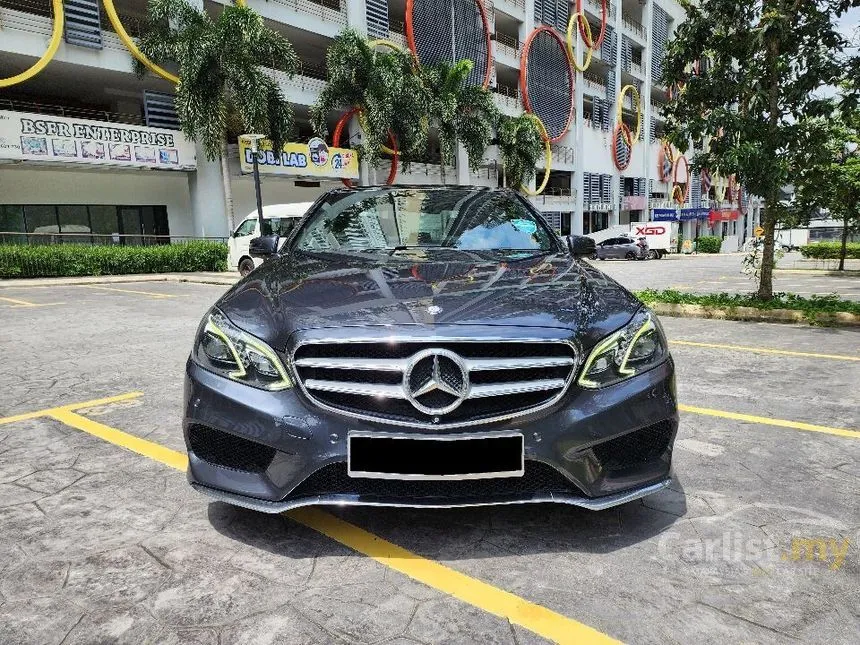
left=190, top=478, right=672, bottom=513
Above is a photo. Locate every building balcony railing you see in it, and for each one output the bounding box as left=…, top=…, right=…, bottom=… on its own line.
left=269, top=0, right=347, bottom=26
left=585, top=0, right=615, bottom=18
left=583, top=73, right=607, bottom=93
left=630, top=61, right=644, bottom=77
left=0, top=98, right=144, bottom=125
left=0, top=0, right=146, bottom=38
left=621, top=13, right=647, bottom=40
left=550, top=144, right=574, bottom=165
left=494, top=32, right=520, bottom=59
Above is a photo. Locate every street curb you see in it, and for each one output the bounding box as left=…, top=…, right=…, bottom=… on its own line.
left=648, top=302, right=860, bottom=327
left=0, top=273, right=239, bottom=288
left=774, top=269, right=860, bottom=277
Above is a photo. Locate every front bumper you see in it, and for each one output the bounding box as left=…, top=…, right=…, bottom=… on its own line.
left=183, top=357, right=678, bottom=512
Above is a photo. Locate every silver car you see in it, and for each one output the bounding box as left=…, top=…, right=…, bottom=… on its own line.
left=592, top=236, right=648, bottom=260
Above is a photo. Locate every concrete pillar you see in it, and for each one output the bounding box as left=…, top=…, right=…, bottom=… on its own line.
left=642, top=0, right=654, bottom=221
left=188, top=143, right=230, bottom=238
left=345, top=0, right=368, bottom=34
left=456, top=144, right=470, bottom=185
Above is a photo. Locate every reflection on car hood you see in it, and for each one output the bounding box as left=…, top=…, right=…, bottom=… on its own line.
left=216, top=249, right=641, bottom=350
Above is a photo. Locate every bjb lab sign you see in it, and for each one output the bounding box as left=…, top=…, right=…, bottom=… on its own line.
left=239, top=136, right=359, bottom=180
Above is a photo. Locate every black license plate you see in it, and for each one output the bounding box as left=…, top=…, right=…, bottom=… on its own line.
left=347, top=432, right=524, bottom=480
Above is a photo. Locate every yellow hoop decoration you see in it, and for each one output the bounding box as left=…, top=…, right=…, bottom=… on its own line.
left=519, top=114, right=552, bottom=196
left=367, top=39, right=402, bottom=52
left=566, top=12, right=593, bottom=72
left=0, top=0, right=64, bottom=88
left=102, top=0, right=179, bottom=84
left=714, top=177, right=727, bottom=202
left=616, top=84, right=642, bottom=143
left=671, top=184, right=684, bottom=204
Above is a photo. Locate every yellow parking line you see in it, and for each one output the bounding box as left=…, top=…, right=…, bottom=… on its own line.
left=678, top=404, right=859, bottom=439
left=0, top=394, right=619, bottom=645
left=0, top=391, right=143, bottom=425
left=289, top=507, right=618, bottom=645
left=670, top=340, right=860, bottom=362
left=48, top=409, right=189, bottom=472
left=81, top=285, right=177, bottom=298
left=0, top=295, right=40, bottom=306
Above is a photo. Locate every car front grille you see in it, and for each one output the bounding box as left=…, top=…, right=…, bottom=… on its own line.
left=286, top=460, right=584, bottom=501
left=188, top=425, right=276, bottom=473
left=291, top=340, right=579, bottom=427
left=591, top=420, right=675, bottom=472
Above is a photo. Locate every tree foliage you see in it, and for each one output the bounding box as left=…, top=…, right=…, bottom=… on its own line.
left=496, top=114, right=544, bottom=187
left=663, top=0, right=849, bottom=298
left=310, top=30, right=428, bottom=169
left=790, top=109, right=860, bottom=269
left=135, top=0, right=298, bottom=160
left=312, top=30, right=543, bottom=185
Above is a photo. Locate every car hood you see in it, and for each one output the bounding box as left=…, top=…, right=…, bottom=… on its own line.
left=216, top=249, right=641, bottom=351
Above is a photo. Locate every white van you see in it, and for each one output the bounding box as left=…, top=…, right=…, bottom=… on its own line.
left=227, top=203, right=313, bottom=276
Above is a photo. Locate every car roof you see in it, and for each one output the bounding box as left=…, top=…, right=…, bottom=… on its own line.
left=242, top=202, right=314, bottom=220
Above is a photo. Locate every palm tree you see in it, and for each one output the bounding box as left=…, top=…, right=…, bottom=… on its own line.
left=311, top=29, right=428, bottom=170
left=135, top=0, right=298, bottom=231
left=496, top=114, right=544, bottom=188
left=420, top=60, right=498, bottom=184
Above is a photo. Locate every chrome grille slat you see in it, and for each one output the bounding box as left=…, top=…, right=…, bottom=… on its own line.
left=294, top=357, right=408, bottom=371
left=292, top=338, right=579, bottom=428
left=469, top=379, right=568, bottom=398
left=465, top=357, right=575, bottom=371
left=304, top=380, right=406, bottom=398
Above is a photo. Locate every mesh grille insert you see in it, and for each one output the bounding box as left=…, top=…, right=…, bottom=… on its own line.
left=287, top=460, right=583, bottom=500
left=188, top=425, right=276, bottom=473
left=591, top=420, right=675, bottom=472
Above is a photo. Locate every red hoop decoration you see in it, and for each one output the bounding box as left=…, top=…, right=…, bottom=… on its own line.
left=575, top=0, right=607, bottom=50
left=612, top=123, right=632, bottom=170
left=672, top=155, right=690, bottom=204
left=332, top=107, right=398, bottom=188
left=520, top=26, right=574, bottom=143
left=405, top=0, right=492, bottom=89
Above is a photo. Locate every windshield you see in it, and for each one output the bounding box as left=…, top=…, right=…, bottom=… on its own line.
left=293, top=188, right=558, bottom=253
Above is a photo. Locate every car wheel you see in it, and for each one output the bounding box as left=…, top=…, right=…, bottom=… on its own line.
left=625, top=251, right=636, bottom=260
left=238, top=257, right=255, bottom=277
left=647, top=250, right=658, bottom=260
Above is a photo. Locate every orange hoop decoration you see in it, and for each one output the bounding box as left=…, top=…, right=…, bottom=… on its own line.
left=520, top=26, right=575, bottom=143
left=405, top=0, right=492, bottom=89
left=575, top=0, right=607, bottom=50
left=333, top=108, right=398, bottom=188
left=672, top=155, right=690, bottom=205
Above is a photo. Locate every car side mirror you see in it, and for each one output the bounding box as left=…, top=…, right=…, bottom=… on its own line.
left=567, top=235, right=596, bottom=258
left=249, top=234, right=280, bottom=259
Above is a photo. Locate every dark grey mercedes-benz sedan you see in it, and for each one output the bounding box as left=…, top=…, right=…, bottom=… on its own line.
left=184, top=186, right=677, bottom=512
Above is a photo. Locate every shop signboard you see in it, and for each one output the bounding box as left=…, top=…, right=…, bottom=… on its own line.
left=0, top=110, right=196, bottom=170
left=239, top=136, right=359, bottom=179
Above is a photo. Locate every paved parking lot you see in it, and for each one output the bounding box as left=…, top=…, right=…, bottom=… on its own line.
left=596, top=252, right=860, bottom=300
left=0, top=278, right=858, bottom=644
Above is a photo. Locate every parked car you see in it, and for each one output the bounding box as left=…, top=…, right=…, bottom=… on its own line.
left=592, top=235, right=648, bottom=260
left=227, top=202, right=313, bottom=276
left=185, top=186, right=677, bottom=514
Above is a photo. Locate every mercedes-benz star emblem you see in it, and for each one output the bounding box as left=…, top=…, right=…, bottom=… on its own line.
left=402, top=349, right=470, bottom=416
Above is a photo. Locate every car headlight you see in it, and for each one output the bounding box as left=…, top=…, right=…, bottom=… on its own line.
left=193, top=309, right=292, bottom=391
left=578, top=309, right=668, bottom=389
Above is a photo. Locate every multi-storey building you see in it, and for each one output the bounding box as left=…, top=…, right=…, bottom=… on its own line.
left=0, top=0, right=760, bottom=245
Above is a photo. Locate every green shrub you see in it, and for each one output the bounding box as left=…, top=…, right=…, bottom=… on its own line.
left=0, top=242, right=228, bottom=278
left=799, top=242, right=860, bottom=259
left=695, top=236, right=722, bottom=254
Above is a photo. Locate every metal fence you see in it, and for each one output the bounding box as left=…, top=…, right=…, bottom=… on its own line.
left=0, top=232, right=227, bottom=246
